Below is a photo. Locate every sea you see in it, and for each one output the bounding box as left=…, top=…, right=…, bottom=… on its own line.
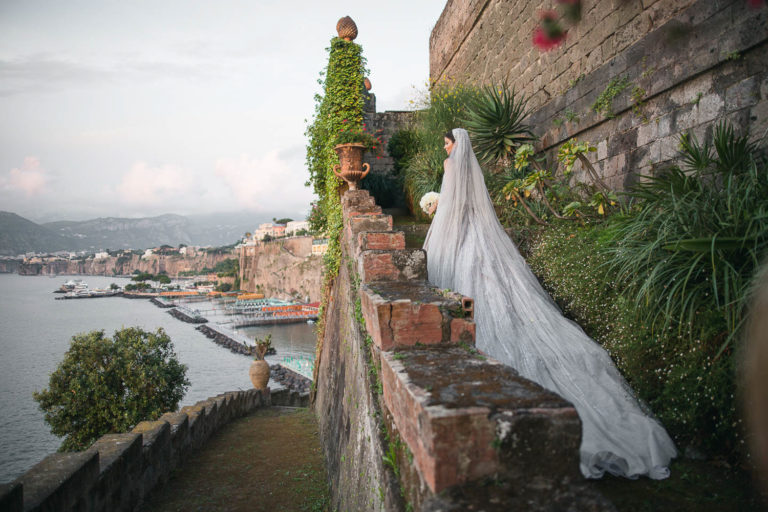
left=0, top=273, right=317, bottom=483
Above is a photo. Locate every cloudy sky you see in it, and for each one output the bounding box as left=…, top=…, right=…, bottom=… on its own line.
left=0, top=0, right=446, bottom=223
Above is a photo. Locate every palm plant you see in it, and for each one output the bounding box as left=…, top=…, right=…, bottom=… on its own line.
left=465, top=84, right=535, bottom=170
left=607, top=122, right=768, bottom=355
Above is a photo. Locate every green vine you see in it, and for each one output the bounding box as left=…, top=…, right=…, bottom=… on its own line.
left=591, top=75, right=630, bottom=118
left=305, top=36, right=368, bottom=340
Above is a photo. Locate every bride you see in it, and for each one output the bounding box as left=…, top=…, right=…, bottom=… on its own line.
left=423, top=128, right=677, bottom=480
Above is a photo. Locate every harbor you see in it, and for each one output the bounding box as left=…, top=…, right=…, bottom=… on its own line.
left=50, top=278, right=319, bottom=384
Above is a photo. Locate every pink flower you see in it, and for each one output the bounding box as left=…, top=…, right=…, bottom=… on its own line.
left=533, top=10, right=566, bottom=51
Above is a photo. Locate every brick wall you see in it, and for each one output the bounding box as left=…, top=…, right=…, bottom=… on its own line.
left=430, top=0, right=768, bottom=189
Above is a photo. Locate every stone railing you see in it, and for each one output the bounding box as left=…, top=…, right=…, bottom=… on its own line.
left=0, top=388, right=306, bottom=512
left=314, top=189, right=613, bottom=511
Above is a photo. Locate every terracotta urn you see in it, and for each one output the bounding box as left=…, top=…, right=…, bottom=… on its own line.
left=249, top=359, right=270, bottom=390
left=333, top=143, right=370, bottom=190
left=364, top=77, right=372, bottom=91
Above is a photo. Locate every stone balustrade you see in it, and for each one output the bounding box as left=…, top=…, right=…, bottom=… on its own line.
left=1, top=388, right=305, bottom=512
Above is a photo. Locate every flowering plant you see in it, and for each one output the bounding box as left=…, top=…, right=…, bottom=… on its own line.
left=335, top=120, right=383, bottom=155
left=532, top=10, right=567, bottom=51
left=420, top=191, right=440, bottom=215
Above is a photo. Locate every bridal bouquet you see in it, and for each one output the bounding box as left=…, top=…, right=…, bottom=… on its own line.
left=420, top=192, right=440, bottom=215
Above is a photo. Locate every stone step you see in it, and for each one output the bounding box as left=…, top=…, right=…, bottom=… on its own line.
left=360, top=281, right=475, bottom=351
left=380, top=347, right=585, bottom=495
left=358, top=249, right=427, bottom=282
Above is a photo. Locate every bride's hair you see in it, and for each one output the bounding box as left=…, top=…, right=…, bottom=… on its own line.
left=444, top=131, right=455, bottom=143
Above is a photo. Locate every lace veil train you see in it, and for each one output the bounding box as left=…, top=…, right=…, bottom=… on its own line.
left=423, top=128, right=677, bottom=479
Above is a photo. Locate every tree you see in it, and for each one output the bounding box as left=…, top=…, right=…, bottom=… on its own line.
left=132, top=272, right=153, bottom=282
left=273, top=218, right=292, bottom=225
left=33, top=327, right=189, bottom=451
left=156, top=274, right=171, bottom=284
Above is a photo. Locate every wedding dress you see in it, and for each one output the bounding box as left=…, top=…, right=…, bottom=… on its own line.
left=423, top=128, right=677, bottom=479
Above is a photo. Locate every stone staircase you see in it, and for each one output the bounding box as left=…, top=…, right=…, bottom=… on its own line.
left=337, top=189, right=613, bottom=510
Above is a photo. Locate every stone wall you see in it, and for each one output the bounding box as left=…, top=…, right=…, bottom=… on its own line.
left=363, top=108, right=417, bottom=176
left=313, top=189, right=612, bottom=511
left=0, top=388, right=306, bottom=512
left=430, top=0, right=768, bottom=189
left=238, top=236, right=324, bottom=302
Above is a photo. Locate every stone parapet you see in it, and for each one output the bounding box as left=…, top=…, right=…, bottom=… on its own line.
left=324, top=188, right=613, bottom=510
left=4, top=388, right=272, bottom=512
left=380, top=347, right=582, bottom=493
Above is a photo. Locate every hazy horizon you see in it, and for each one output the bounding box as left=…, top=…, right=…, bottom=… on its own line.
left=0, top=1, right=446, bottom=222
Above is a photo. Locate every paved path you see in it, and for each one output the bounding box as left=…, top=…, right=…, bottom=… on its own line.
left=141, top=407, right=330, bottom=512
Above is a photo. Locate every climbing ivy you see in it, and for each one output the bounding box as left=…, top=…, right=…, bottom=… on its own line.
left=305, top=36, right=368, bottom=339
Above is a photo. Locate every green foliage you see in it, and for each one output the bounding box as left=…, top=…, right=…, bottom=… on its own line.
left=528, top=221, right=742, bottom=457
left=464, top=84, right=535, bottom=168
left=273, top=218, right=293, bottom=225
left=132, top=272, right=154, bottom=282
left=591, top=75, right=631, bottom=118
left=557, top=139, right=597, bottom=175
left=33, top=327, right=189, bottom=451
left=214, top=258, right=239, bottom=277
left=334, top=122, right=381, bottom=152
left=124, top=282, right=150, bottom=291
left=305, top=36, right=368, bottom=337
left=361, top=173, right=403, bottom=209
left=156, top=274, right=171, bottom=284
left=402, top=80, right=480, bottom=218
left=215, top=282, right=232, bottom=292
left=607, top=123, right=768, bottom=351
left=387, top=129, right=419, bottom=175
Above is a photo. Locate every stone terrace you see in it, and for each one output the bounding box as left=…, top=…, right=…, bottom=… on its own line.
left=313, top=189, right=614, bottom=511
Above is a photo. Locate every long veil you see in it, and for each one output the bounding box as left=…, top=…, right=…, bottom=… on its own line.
left=424, top=128, right=677, bottom=479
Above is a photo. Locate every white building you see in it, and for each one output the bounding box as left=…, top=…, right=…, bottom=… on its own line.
left=142, top=249, right=154, bottom=260
left=286, top=220, right=310, bottom=236
left=94, top=252, right=109, bottom=260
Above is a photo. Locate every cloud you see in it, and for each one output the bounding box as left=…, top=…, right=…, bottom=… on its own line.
left=116, top=162, right=192, bottom=206
left=1, top=157, right=50, bottom=196
left=214, top=152, right=314, bottom=213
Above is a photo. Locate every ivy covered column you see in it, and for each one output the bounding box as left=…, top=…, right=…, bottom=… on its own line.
left=305, top=16, right=368, bottom=331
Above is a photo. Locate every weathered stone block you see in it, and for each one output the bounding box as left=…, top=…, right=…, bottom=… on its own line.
left=340, top=189, right=374, bottom=211
left=158, top=412, right=190, bottom=470
left=359, top=282, right=474, bottom=351
left=0, top=482, right=22, bottom=512
left=88, top=433, right=142, bottom=512
left=346, top=214, right=393, bottom=240
left=180, top=403, right=207, bottom=449
left=358, top=249, right=427, bottom=283
left=132, top=420, right=172, bottom=495
left=380, top=347, right=581, bottom=494
left=14, top=450, right=99, bottom=512
left=357, top=231, right=406, bottom=252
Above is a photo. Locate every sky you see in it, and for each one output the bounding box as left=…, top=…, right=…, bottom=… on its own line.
left=0, top=0, right=446, bottom=223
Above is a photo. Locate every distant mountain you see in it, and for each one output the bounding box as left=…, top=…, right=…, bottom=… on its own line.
left=0, top=211, right=72, bottom=256
left=43, top=214, right=194, bottom=251
left=0, top=211, right=293, bottom=255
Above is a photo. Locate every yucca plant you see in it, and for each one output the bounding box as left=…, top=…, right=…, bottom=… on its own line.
left=607, top=122, right=768, bottom=355
left=465, top=84, right=535, bottom=170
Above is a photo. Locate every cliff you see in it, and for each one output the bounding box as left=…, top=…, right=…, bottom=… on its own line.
left=238, top=237, right=323, bottom=302
left=17, top=250, right=233, bottom=277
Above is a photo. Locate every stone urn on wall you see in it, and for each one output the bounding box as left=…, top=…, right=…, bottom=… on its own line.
left=333, top=143, right=370, bottom=191
left=249, top=342, right=270, bottom=390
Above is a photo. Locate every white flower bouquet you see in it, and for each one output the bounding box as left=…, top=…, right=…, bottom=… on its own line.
left=420, top=192, right=440, bottom=215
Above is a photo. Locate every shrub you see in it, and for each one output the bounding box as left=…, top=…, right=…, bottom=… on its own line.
left=34, top=327, right=189, bottom=451
left=387, top=129, right=419, bottom=176
left=464, top=84, right=535, bottom=169
left=528, top=221, right=743, bottom=457
left=402, top=80, right=480, bottom=218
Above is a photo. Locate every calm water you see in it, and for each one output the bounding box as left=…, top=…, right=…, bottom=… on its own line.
left=0, top=274, right=317, bottom=483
